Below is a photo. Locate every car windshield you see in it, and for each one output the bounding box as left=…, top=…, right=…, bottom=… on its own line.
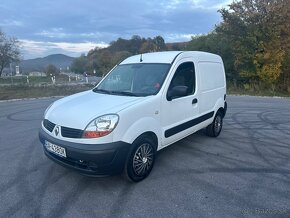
left=93, top=63, right=171, bottom=96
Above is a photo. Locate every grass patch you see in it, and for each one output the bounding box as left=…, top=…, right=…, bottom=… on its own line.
left=0, top=75, right=76, bottom=85
left=0, top=84, right=93, bottom=100
left=227, top=87, right=289, bottom=97
left=1, top=83, right=289, bottom=101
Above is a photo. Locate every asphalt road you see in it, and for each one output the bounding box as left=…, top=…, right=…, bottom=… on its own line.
left=0, top=96, right=289, bottom=217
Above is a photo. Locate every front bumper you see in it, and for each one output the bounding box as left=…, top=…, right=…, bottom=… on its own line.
left=39, top=128, right=131, bottom=176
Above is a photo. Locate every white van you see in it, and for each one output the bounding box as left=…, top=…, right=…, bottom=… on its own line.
left=39, top=51, right=227, bottom=182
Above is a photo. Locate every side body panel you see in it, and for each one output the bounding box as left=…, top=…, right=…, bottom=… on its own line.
left=197, top=61, right=226, bottom=117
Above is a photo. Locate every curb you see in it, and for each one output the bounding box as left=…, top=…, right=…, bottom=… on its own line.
left=0, top=96, right=64, bottom=103
left=227, top=94, right=290, bottom=99
left=0, top=94, right=289, bottom=103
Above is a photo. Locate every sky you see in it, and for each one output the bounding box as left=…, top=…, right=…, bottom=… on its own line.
left=0, top=0, right=232, bottom=59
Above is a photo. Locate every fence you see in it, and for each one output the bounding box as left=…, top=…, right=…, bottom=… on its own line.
left=0, top=75, right=102, bottom=87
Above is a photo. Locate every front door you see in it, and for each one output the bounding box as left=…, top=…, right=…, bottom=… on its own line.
left=161, top=59, right=199, bottom=147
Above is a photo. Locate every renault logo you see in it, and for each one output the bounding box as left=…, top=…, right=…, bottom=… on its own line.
left=54, top=126, right=60, bottom=136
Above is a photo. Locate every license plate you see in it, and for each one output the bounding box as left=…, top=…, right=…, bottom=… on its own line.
left=45, top=141, right=66, bottom=158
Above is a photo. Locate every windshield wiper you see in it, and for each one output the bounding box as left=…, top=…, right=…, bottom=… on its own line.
left=93, top=88, right=112, bottom=94
left=94, top=89, right=142, bottom=97
left=111, top=91, right=140, bottom=97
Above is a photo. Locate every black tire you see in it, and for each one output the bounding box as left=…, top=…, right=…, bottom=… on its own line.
left=206, top=111, right=223, bottom=137
left=125, top=136, right=156, bottom=182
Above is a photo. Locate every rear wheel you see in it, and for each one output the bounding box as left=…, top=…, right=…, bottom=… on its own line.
left=125, top=136, right=156, bottom=182
left=206, top=111, right=223, bottom=137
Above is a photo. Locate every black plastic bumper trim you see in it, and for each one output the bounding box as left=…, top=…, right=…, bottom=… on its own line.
left=39, top=128, right=131, bottom=176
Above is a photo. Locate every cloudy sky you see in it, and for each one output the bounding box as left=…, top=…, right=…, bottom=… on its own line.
left=0, top=0, right=232, bottom=59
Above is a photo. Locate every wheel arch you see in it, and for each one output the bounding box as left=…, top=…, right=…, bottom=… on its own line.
left=213, top=96, right=226, bottom=118
left=217, top=107, right=225, bottom=118
left=134, top=131, right=158, bottom=151
left=118, top=117, right=161, bottom=149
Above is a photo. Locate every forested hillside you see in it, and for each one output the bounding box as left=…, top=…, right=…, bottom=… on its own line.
left=20, top=54, right=74, bottom=73
left=71, top=0, right=289, bottom=93
left=71, top=36, right=174, bottom=76
left=188, top=0, right=289, bottom=92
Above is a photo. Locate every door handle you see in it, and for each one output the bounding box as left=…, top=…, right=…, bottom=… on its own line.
left=192, top=98, right=198, bottom=104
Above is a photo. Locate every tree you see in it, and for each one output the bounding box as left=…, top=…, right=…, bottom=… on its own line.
left=70, top=54, right=88, bottom=74
left=271, top=0, right=290, bottom=90
left=153, top=36, right=166, bottom=51
left=0, top=30, right=20, bottom=77
left=187, top=33, right=237, bottom=85
left=217, top=0, right=290, bottom=90
left=139, top=39, right=155, bottom=53
left=129, top=35, right=144, bottom=54
left=75, top=36, right=167, bottom=77
left=139, top=36, right=166, bottom=53
left=45, top=64, right=60, bottom=76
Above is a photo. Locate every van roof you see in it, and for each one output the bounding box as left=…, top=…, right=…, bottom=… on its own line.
left=120, top=51, right=221, bottom=65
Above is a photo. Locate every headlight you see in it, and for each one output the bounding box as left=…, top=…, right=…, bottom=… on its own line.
left=83, top=114, right=119, bottom=138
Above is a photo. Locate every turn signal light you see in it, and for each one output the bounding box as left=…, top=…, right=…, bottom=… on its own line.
left=83, top=131, right=110, bottom=138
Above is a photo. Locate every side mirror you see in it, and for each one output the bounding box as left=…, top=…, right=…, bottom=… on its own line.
left=167, top=86, right=188, bottom=101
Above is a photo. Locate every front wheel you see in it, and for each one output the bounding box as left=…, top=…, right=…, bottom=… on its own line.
left=206, top=111, right=223, bottom=137
left=125, top=137, right=156, bottom=182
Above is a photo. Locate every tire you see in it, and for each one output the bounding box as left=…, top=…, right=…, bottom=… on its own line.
left=125, top=136, right=156, bottom=182
left=206, top=111, right=223, bottom=137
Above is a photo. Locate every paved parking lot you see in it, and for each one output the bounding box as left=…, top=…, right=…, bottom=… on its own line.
left=0, top=95, right=289, bottom=217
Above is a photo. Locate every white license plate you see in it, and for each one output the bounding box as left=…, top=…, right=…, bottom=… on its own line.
left=45, top=141, right=66, bottom=158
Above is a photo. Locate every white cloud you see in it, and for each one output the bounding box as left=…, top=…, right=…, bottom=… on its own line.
left=1, top=0, right=231, bottom=59
left=158, top=0, right=232, bottom=16
left=37, top=28, right=69, bottom=38
left=189, top=0, right=232, bottom=9
left=36, top=28, right=103, bottom=39
left=20, top=39, right=108, bottom=59
left=211, top=0, right=233, bottom=9
left=80, top=32, right=103, bottom=38
left=164, top=0, right=183, bottom=10
left=0, top=19, right=24, bottom=27
left=166, top=33, right=200, bottom=42
left=51, top=41, right=108, bottom=53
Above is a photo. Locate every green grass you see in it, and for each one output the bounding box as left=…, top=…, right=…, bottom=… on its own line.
left=0, top=84, right=93, bottom=100
left=0, top=82, right=289, bottom=101
left=0, top=75, right=74, bottom=85
left=227, top=85, right=290, bottom=97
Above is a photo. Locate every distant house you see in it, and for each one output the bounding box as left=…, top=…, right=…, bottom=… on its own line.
left=15, top=66, right=21, bottom=76
left=29, top=72, right=46, bottom=77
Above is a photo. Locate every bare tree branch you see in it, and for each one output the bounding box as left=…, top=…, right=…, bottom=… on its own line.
left=0, top=30, right=21, bottom=77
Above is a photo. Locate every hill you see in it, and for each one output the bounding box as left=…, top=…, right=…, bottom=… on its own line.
left=71, top=35, right=191, bottom=76
left=166, top=41, right=189, bottom=50
left=20, top=54, right=75, bottom=73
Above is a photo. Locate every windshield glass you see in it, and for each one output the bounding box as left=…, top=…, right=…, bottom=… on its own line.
left=94, top=63, right=171, bottom=96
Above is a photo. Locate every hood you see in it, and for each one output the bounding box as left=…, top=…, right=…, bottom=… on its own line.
left=45, top=90, right=145, bottom=129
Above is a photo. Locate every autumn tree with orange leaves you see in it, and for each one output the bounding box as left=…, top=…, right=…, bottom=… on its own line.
left=217, top=0, right=290, bottom=91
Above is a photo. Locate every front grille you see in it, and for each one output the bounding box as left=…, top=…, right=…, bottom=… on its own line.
left=43, top=119, right=56, bottom=132
left=43, top=119, right=83, bottom=138
left=61, top=126, right=83, bottom=138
